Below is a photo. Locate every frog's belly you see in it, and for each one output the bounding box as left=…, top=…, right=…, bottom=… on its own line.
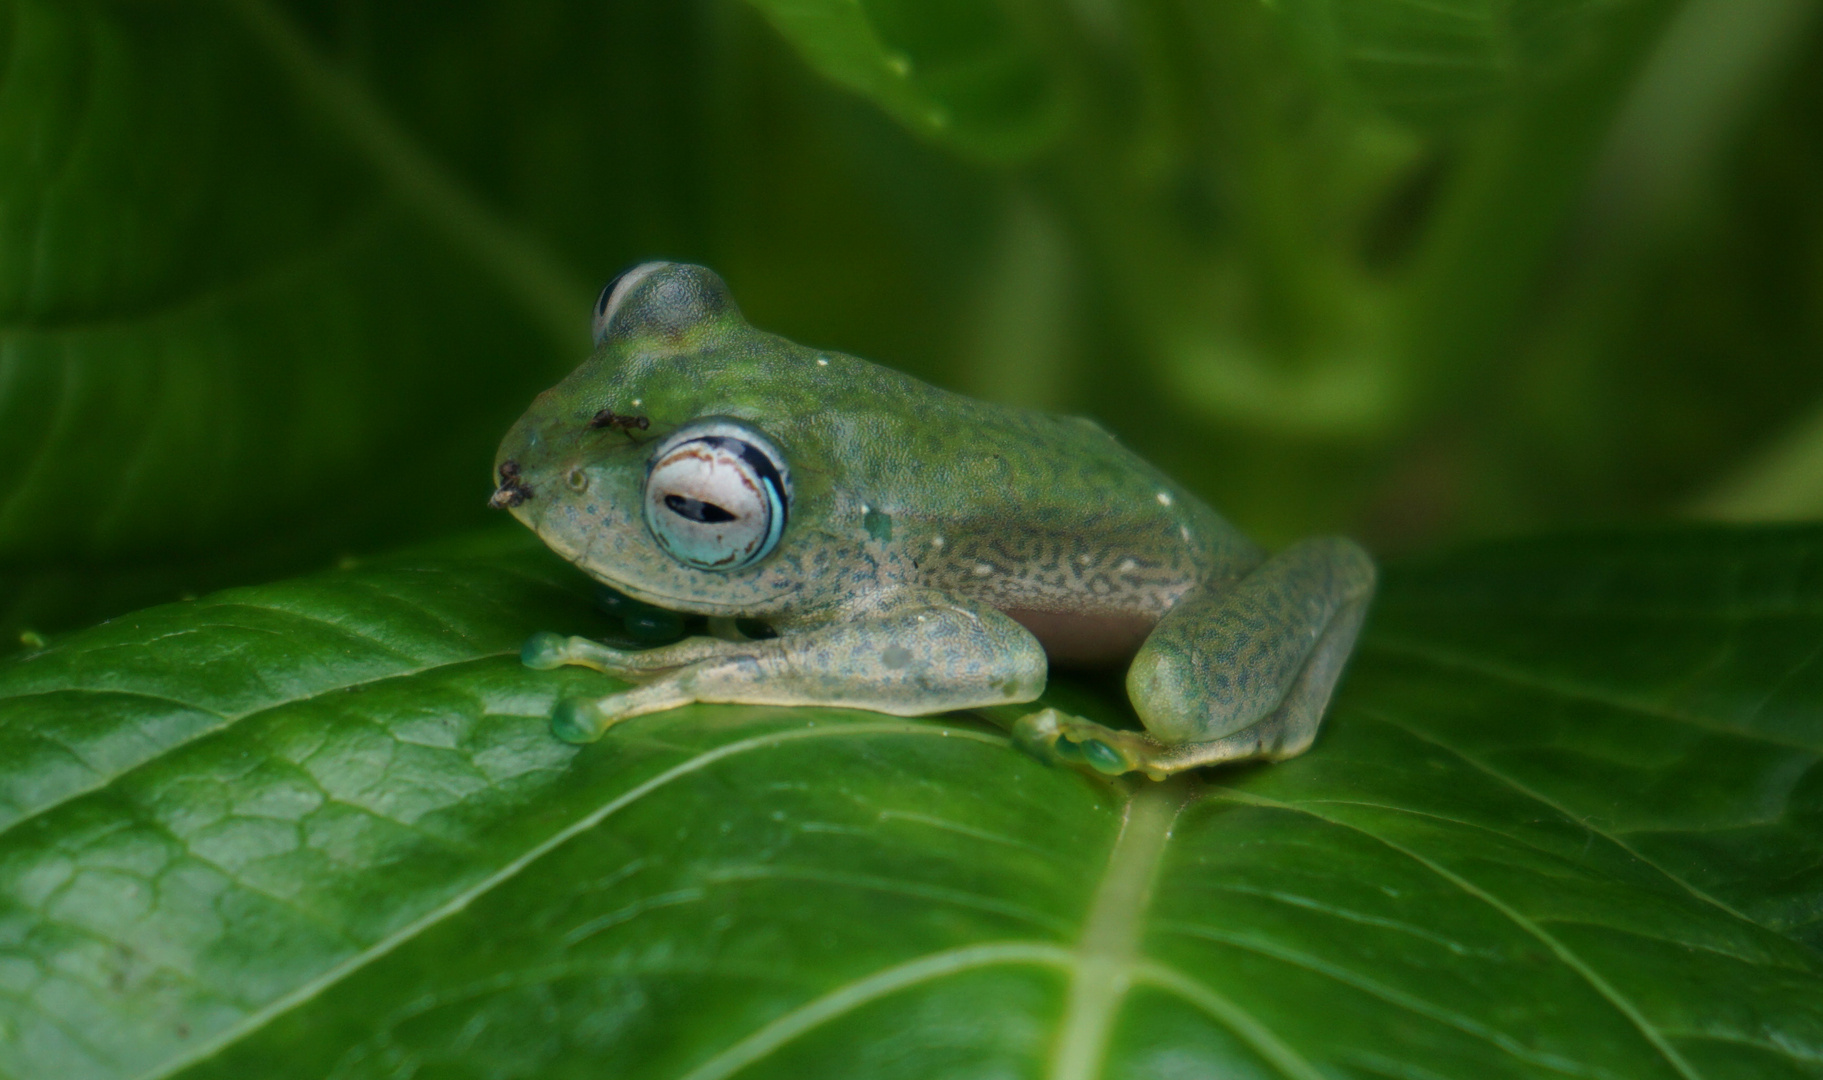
left=1003, top=607, right=1158, bottom=667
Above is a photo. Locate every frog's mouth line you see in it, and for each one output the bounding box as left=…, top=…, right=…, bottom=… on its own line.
left=516, top=506, right=767, bottom=619
left=581, top=566, right=761, bottom=619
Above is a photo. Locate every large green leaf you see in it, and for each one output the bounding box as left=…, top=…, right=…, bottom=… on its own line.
left=1, top=525, right=1818, bottom=1077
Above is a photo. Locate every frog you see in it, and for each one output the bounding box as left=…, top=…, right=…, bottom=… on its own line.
left=490, top=262, right=1375, bottom=779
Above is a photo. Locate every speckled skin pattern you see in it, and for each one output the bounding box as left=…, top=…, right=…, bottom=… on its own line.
left=494, top=263, right=1375, bottom=778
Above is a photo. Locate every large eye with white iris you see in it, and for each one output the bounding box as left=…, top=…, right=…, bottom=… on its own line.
left=643, top=419, right=790, bottom=571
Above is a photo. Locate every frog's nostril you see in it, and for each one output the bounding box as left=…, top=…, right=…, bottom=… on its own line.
left=567, top=467, right=589, bottom=492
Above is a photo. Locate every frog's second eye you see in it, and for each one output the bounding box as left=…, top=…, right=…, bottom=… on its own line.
left=643, top=421, right=789, bottom=571
left=592, top=262, right=737, bottom=344
left=592, top=262, right=665, bottom=345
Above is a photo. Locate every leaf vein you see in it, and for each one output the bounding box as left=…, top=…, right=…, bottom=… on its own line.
left=1365, top=636, right=1823, bottom=751
left=1361, top=706, right=1778, bottom=936
left=1154, top=921, right=1616, bottom=1079
left=1216, top=792, right=1708, bottom=1080
left=673, top=941, right=1073, bottom=1080
left=133, top=720, right=1008, bottom=1080
left=1127, top=960, right=1327, bottom=1080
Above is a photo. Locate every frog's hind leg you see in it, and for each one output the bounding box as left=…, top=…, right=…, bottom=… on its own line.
left=1143, top=576, right=1371, bottom=773
left=1011, top=537, right=1373, bottom=779
left=1140, top=535, right=1373, bottom=771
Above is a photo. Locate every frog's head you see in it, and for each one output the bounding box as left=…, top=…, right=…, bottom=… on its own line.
left=491, top=261, right=841, bottom=614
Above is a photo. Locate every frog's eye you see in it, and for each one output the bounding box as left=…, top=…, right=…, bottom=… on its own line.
left=592, top=262, right=738, bottom=344
left=592, top=262, right=666, bottom=345
left=643, top=419, right=789, bottom=571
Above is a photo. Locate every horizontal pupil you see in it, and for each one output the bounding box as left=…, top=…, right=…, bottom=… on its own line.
left=665, top=493, right=737, bottom=523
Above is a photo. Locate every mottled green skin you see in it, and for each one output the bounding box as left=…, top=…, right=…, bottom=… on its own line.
left=495, top=263, right=1375, bottom=778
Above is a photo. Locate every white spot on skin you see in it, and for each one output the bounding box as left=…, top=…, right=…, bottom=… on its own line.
left=816, top=357, right=829, bottom=367
left=1180, top=525, right=1192, bottom=542
left=974, top=563, right=994, bottom=576
left=632, top=398, right=643, bottom=407
left=1078, top=554, right=1092, bottom=565
left=1157, top=491, right=1173, bottom=506
left=931, top=536, right=945, bottom=548
left=1119, top=558, right=1137, bottom=572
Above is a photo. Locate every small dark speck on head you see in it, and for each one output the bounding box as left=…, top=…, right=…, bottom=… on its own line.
left=590, top=409, right=650, bottom=435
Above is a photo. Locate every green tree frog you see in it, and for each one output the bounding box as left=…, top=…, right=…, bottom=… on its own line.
left=491, top=263, right=1374, bottom=779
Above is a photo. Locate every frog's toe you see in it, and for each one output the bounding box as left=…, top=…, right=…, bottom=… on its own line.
left=1011, top=708, right=1155, bottom=778
left=1075, top=736, right=1135, bottom=775
left=547, top=678, right=697, bottom=745
left=551, top=697, right=608, bottom=743
left=523, top=632, right=649, bottom=674
left=522, top=631, right=572, bottom=670
left=1011, top=707, right=1075, bottom=763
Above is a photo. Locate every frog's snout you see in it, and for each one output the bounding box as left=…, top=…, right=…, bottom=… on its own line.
left=488, top=459, right=534, bottom=510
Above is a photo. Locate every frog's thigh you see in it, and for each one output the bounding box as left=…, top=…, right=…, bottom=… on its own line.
left=551, top=594, right=1048, bottom=743
left=1129, top=536, right=1374, bottom=763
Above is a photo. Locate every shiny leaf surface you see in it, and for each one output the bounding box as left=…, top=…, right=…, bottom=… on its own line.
left=0, top=526, right=1818, bottom=1077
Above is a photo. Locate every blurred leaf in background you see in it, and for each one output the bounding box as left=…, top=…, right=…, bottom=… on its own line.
left=0, top=0, right=995, bottom=641
left=3, top=0, right=1822, bottom=633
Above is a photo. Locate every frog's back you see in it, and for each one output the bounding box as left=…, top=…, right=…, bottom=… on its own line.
left=777, top=348, right=1262, bottom=662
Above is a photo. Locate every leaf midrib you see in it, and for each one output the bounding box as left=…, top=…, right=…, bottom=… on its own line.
left=666, top=774, right=1326, bottom=1080
left=1046, top=778, right=1180, bottom=1080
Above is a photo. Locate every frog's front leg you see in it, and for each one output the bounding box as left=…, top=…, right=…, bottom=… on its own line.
left=540, top=591, right=1048, bottom=744
left=1014, top=537, right=1374, bottom=778
left=521, top=631, right=752, bottom=676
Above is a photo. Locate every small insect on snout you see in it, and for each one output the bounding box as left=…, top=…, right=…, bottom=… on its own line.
left=489, top=459, right=534, bottom=509
left=589, top=409, right=650, bottom=436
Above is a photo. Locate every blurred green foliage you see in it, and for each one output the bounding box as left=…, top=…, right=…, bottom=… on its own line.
left=4, top=0, right=1822, bottom=640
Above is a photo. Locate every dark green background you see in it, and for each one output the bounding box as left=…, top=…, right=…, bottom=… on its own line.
left=6, top=0, right=1823, bottom=640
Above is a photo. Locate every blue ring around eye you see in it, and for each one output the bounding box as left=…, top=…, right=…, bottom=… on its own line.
left=643, top=428, right=791, bottom=571
left=705, top=436, right=789, bottom=558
